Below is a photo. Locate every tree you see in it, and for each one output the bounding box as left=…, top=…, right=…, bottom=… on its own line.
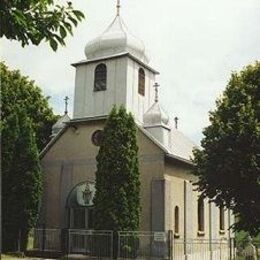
left=1, top=62, right=58, bottom=150
left=1, top=63, right=57, bottom=251
left=93, top=106, right=141, bottom=232
left=0, top=0, right=84, bottom=51
left=2, top=110, right=42, bottom=252
left=192, top=61, right=260, bottom=236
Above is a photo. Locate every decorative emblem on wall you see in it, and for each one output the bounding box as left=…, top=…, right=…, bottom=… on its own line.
left=76, top=182, right=95, bottom=206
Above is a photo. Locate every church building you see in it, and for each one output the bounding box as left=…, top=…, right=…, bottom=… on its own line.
left=39, top=2, right=234, bottom=256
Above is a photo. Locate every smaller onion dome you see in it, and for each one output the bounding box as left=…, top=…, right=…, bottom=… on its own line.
left=143, top=102, right=169, bottom=126
left=51, top=113, right=70, bottom=137
left=85, top=15, right=149, bottom=63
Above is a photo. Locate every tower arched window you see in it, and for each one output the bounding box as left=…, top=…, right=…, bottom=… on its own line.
left=138, top=68, right=145, bottom=96
left=219, top=206, right=225, bottom=231
left=174, top=206, right=180, bottom=236
left=198, top=198, right=205, bottom=233
left=94, top=63, right=107, bottom=91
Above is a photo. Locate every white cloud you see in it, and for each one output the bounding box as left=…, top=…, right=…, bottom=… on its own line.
left=1, top=0, right=260, bottom=144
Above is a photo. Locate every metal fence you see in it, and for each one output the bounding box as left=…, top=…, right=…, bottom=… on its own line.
left=32, top=228, right=61, bottom=252
left=9, top=227, right=254, bottom=260
left=173, top=239, right=231, bottom=260
left=68, top=229, right=113, bottom=258
left=117, top=231, right=172, bottom=259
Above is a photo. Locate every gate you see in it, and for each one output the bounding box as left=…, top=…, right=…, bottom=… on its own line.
left=68, top=229, right=113, bottom=258
left=118, top=231, right=172, bottom=259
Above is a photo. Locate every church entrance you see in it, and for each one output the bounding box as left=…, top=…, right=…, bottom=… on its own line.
left=66, top=182, right=95, bottom=253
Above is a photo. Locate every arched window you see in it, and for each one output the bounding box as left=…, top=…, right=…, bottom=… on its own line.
left=198, top=198, right=205, bottom=233
left=219, top=206, right=225, bottom=231
left=174, top=206, right=180, bottom=235
left=94, top=63, right=107, bottom=91
left=138, top=68, right=145, bottom=96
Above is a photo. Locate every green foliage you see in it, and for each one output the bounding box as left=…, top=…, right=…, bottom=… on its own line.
left=0, top=62, right=58, bottom=150
left=0, top=0, right=84, bottom=51
left=2, top=110, right=42, bottom=251
left=1, top=63, right=57, bottom=252
left=93, top=106, right=141, bottom=232
left=192, top=61, right=260, bottom=236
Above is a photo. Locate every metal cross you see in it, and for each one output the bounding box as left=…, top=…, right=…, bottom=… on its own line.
left=154, top=82, right=160, bottom=102
left=174, top=116, right=179, bottom=129
left=116, top=0, right=121, bottom=16
left=64, top=96, right=69, bottom=115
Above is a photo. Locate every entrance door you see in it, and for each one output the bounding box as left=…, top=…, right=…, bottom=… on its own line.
left=70, top=208, right=93, bottom=253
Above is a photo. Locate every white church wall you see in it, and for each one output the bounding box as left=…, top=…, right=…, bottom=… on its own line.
left=41, top=121, right=166, bottom=231
left=125, top=57, right=156, bottom=123
left=73, top=57, right=128, bottom=119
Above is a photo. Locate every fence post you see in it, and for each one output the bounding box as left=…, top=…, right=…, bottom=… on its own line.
left=17, top=229, right=21, bottom=253
left=229, top=238, right=233, bottom=260
left=168, top=230, right=173, bottom=260
left=110, top=231, right=114, bottom=259
left=116, top=231, right=120, bottom=259
left=42, top=224, right=46, bottom=252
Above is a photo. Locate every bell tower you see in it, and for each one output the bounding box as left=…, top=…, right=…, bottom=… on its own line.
left=72, top=2, right=159, bottom=123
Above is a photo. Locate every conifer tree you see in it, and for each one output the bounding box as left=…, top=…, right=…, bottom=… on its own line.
left=2, top=109, right=42, bottom=251
left=93, top=106, right=140, bottom=232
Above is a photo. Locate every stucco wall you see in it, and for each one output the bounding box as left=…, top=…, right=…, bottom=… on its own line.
left=164, top=162, right=233, bottom=240
left=40, top=120, right=165, bottom=230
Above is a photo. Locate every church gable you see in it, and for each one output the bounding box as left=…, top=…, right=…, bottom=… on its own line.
left=41, top=120, right=105, bottom=162
left=41, top=118, right=165, bottom=164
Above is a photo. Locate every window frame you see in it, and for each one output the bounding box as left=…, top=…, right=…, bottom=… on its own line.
left=138, top=68, right=145, bottom=96
left=94, top=63, right=107, bottom=92
left=219, top=206, right=225, bottom=233
left=174, top=206, right=180, bottom=238
left=198, top=198, right=205, bottom=235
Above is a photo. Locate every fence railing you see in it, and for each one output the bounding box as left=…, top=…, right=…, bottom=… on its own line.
left=32, top=228, right=61, bottom=252
left=10, top=227, right=260, bottom=260
left=68, top=229, right=113, bottom=258
left=173, top=238, right=231, bottom=260
left=118, top=230, right=172, bottom=259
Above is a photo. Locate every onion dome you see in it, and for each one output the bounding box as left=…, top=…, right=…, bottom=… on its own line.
left=85, top=15, right=149, bottom=63
left=51, top=113, right=70, bottom=137
left=143, top=102, right=170, bottom=126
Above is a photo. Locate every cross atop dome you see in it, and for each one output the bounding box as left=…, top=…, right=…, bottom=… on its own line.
left=64, top=96, right=69, bottom=115
left=116, top=0, right=121, bottom=16
left=84, top=1, right=150, bottom=63
left=154, top=83, right=160, bottom=103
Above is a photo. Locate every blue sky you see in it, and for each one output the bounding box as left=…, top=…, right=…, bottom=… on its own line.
left=1, top=0, right=260, bottom=144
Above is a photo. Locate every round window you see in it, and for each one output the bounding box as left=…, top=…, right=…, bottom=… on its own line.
left=91, top=130, right=103, bottom=146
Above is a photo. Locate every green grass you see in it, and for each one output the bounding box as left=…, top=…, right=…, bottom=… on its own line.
left=1, top=252, right=25, bottom=259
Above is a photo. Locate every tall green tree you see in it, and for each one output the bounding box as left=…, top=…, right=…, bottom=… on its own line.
left=2, top=110, right=42, bottom=252
left=0, top=0, right=84, bottom=51
left=193, top=61, right=260, bottom=236
left=1, top=62, right=58, bottom=150
left=93, top=106, right=141, bottom=232
left=1, top=63, right=57, bottom=251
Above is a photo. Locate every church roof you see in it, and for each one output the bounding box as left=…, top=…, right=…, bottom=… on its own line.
left=139, top=125, right=196, bottom=164
left=51, top=113, right=70, bottom=137
left=40, top=116, right=196, bottom=166
left=84, top=15, right=149, bottom=63
left=72, top=52, right=159, bottom=74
